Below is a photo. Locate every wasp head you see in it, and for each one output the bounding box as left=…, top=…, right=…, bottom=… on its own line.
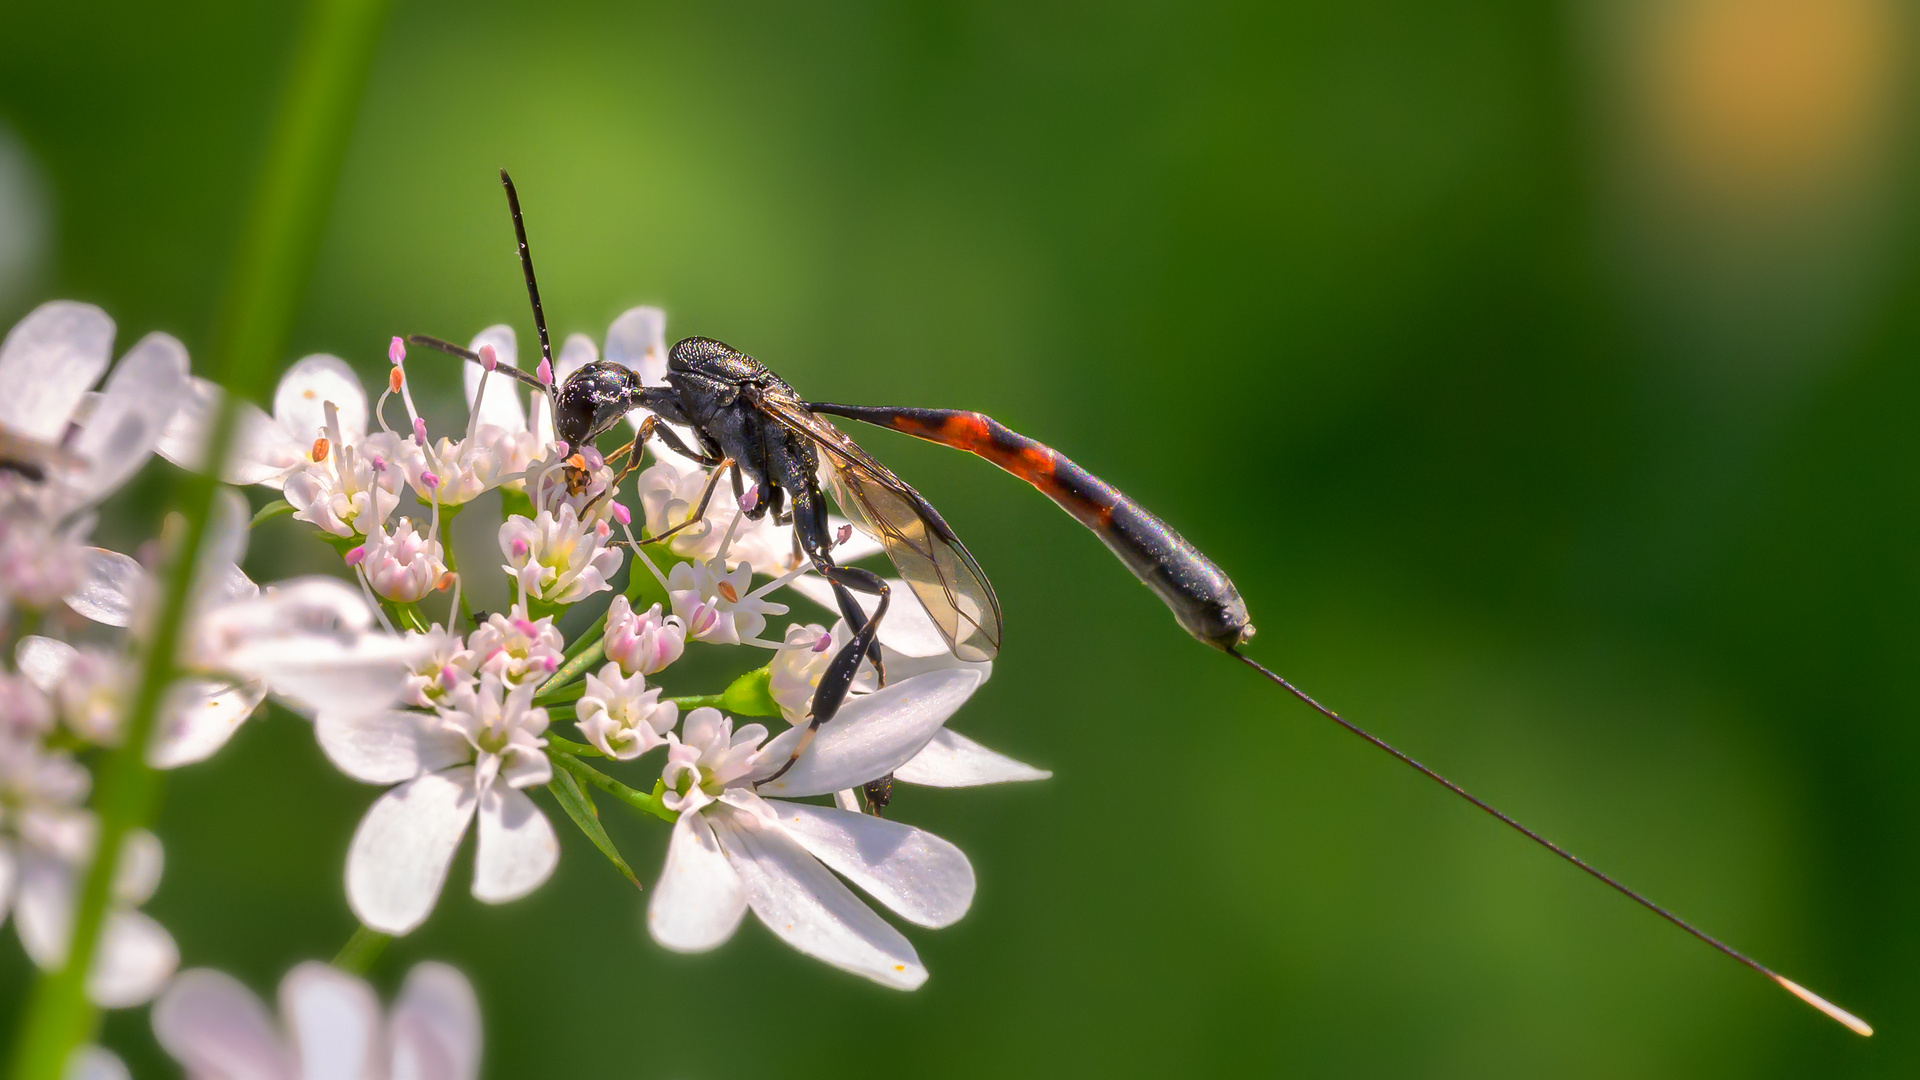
left=553, top=359, right=645, bottom=447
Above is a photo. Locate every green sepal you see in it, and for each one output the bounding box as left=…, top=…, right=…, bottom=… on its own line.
left=547, top=763, right=643, bottom=889
left=249, top=499, right=295, bottom=529
left=720, top=665, right=780, bottom=717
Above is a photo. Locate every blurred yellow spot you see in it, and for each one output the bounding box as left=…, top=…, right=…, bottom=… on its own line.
left=1648, top=0, right=1894, bottom=208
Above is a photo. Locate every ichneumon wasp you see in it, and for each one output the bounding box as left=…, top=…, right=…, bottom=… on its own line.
left=405, top=170, right=1869, bottom=1036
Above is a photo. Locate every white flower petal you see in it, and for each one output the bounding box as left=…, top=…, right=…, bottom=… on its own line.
left=647, top=809, right=746, bottom=953
left=16, top=849, right=72, bottom=969
left=87, top=908, right=178, bottom=1007
left=114, top=829, right=164, bottom=907
left=63, top=1045, right=130, bottom=1080
left=471, top=784, right=557, bottom=904
left=153, top=968, right=297, bottom=1080
left=604, top=306, right=668, bottom=386
left=68, top=331, right=187, bottom=503
left=894, top=728, right=1052, bottom=787
left=556, top=332, right=596, bottom=387
left=757, top=796, right=975, bottom=928
left=151, top=680, right=267, bottom=769
left=316, top=710, right=472, bottom=784
left=15, top=634, right=75, bottom=691
left=159, top=377, right=305, bottom=487
left=0, top=301, right=113, bottom=440
left=754, top=668, right=984, bottom=798
left=389, top=962, right=481, bottom=1080
left=464, top=325, right=526, bottom=433
left=66, top=547, right=144, bottom=627
left=235, top=636, right=428, bottom=723
left=787, top=575, right=949, bottom=658
left=0, top=844, right=13, bottom=927
left=346, top=768, right=478, bottom=934
left=274, top=354, right=367, bottom=447
left=710, top=804, right=927, bottom=990
left=280, top=961, right=382, bottom=1080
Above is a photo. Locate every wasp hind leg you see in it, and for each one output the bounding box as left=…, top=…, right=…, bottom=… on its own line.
left=758, top=564, right=890, bottom=793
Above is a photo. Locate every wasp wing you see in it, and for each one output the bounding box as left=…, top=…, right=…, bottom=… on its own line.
left=755, top=392, right=1002, bottom=662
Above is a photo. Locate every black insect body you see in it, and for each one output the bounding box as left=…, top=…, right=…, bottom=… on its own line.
left=399, top=172, right=1871, bottom=1031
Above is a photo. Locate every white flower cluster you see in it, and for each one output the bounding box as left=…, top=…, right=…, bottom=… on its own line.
left=0, top=299, right=1052, bottom=1072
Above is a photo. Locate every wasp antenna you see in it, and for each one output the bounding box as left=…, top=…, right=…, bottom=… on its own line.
left=499, top=169, right=552, bottom=371
left=404, top=334, right=546, bottom=391
left=1225, top=647, right=1871, bottom=1036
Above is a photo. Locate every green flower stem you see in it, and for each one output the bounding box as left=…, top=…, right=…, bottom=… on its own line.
left=545, top=733, right=600, bottom=756
left=543, top=704, right=576, bottom=723
left=8, top=1, right=392, bottom=1074
left=331, top=925, right=392, bottom=976
left=672, top=665, right=781, bottom=718
left=430, top=502, right=473, bottom=629
left=536, top=636, right=605, bottom=701
left=549, top=752, right=676, bottom=824
left=537, top=680, right=588, bottom=705
left=249, top=498, right=295, bottom=529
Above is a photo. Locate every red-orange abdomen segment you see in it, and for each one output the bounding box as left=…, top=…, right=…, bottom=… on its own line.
left=809, top=402, right=1252, bottom=649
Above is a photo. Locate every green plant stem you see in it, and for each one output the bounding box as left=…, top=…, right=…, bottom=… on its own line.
left=536, top=636, right=605, bottom=701
left=8, top=1, right=391, bottom=1075
left=331, top=926, right=392, bottom=975
left=549, top=752, right=676, bottom=824
left=432, top=502, right=473, bottom=628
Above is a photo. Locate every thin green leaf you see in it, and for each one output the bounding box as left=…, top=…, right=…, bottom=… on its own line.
left=548, top=765, right=642, bottom=889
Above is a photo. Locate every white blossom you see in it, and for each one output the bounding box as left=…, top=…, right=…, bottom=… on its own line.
left=323, top=676, right=559, bottom=934
left=352, top=516, right=449, bottom=603
left=0, top=748, right=177, bottom=1009
left=764, top=615, right=1046, bottom=789
left=402, top=625, right=477, bottom=709
left=153, top=960, right=480, bottom=1080
left=499, top=503, right=622, bottom=605
left=601, top=595, right=684, bottom=676
left=667, top=557, right=786, bottom=645
left=465, top=607, right=562, bottom=686
left=161, top=352, right=369, bottom=489
left=0, top=301, right=189, bottom=511
left=647, top=669, right=984, bottom=989
left=282, top=404, right=403, bottom=539
left=575, top=663, right=677, bottom=760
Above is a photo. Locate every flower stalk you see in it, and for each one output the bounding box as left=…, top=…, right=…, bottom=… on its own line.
left=6, top=0, right=392, bottom=1073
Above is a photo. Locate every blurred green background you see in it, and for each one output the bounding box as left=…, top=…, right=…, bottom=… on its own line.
left=1, top=0, right=1914, bottom=1075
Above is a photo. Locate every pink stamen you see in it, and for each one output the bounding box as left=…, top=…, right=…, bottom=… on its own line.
left=439, top=664, right=461, bottom=688
left=513, top=618, right=538, bottom=637
left=478, top=343, right=499, bottom=371
left=412, top=417, right=428, bottom=446
left=536, top=358, right=553, bottom=386
left=611, top=502, right=631, bottom=525
left=420, top=471, right=441, bottom=490
left=510, top=538, right=530, bottom=559
left=344, top=546, right=367, bottom=567
left=389, top=337, right=406, bottom=364
left=811, top=631, right=832, bottom=654
left=369, top=456, right=387, bottom=473
left=739, top=486, right=760, bottom=512
left=835, top=523, right=853, bottom=546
